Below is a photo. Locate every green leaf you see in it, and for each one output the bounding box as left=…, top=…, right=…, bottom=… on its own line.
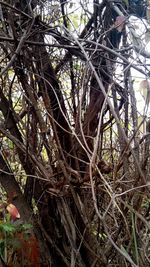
left=0, top=223, right=16, bottom=233
left=21, top=223, right=32, bottom=231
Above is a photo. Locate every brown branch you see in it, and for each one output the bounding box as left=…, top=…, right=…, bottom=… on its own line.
left=0, top=1, right=32, bottom=18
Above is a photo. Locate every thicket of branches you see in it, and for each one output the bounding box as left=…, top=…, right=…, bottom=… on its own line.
left=0, top=0, right=149, bottom=266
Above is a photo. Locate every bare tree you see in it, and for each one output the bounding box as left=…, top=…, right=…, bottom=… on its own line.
left=0, top=0, right=149, bottom=266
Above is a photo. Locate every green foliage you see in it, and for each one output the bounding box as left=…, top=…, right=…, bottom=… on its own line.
left=0, top=222, right=16, bottom=233
left=0, top=209, right=32, bottom=265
